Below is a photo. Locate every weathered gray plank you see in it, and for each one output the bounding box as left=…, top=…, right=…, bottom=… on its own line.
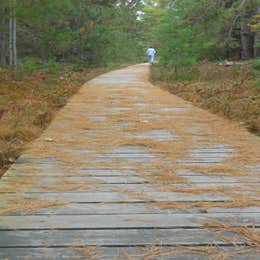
left=0, top=182, right=248, bottom=193
left=3, top=203, right=260, bottom=216
left=0, top=213, right=259, bottom=229
left=2, top=176, right=147, bottom=184
left=97, top=154, right=157, bottom=158
left=0, top=191, right=232, bottom=203
left=2, top=175, right=254, bottom=184
left=5, top=158, right=235, bottom=165
left=4, top=166, right=258, bottom=178
left=0, top=228, right=256, bottom=247
left=0, top=247, right=258, bottom=260
left=3, top=169, right=140, bottom=177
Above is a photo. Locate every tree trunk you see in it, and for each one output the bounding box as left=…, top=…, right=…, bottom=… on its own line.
left=253, top=6, right=260, bottom=58
left=9, top=10, right=13, bottom=66
left=0, top=7, right=8, bottom=66
left=9, top=0, right=17, bottom=73
left=12, top=12, right=17, bottom=71
left=0, top=28, right=7, bottom=66
left=240, top=12, right=254, bottom=59
left=254, top=31, right=260, bottom=57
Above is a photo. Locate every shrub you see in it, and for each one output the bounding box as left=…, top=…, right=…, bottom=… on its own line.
left=16, top=57, right=42, bottom=78
left=252, top=58, right=260, bottom=79
left=43, top=59, right=64, bottom=75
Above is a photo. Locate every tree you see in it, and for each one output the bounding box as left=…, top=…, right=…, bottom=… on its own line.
left=0, top=1, right=8, bottom=66
left=143, top=0, right=259, bottom=77
left=9, top=0, right=17, bottom=71
left=251, top=6, right=260, bottom=57
left=146, top=0, right=224, bottom=77
left=238, top=0, right=259, bottom=59
left=0, top=0, right=144, bottom=70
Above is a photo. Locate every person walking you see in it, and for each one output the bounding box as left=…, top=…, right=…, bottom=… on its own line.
left=146, top=47, right=156, bottom=64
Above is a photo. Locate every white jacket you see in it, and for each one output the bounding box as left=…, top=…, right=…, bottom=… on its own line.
left=147, top=48, right=156, bottom=56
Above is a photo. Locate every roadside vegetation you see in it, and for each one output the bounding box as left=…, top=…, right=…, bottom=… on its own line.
left=144, top=0, right=259, bottom=135
left=0, top=64, right=127, bottom=176
left=152, top=61, right=259, bottom=135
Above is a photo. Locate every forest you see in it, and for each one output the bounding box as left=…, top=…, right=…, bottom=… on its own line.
left=0, top=0, right=259, bottom=172
left=0, top=0, right=259, bottom=71
left=0, top=0, right=144, bottom=71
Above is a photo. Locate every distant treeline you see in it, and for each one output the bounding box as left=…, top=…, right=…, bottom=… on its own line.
left=0, top=0, right=144, bottom=71
left=142, top=0, right=259, bottom=76
left=0, top=0, right=259, bottom=74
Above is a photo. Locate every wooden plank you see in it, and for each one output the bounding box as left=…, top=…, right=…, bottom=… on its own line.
left=190, top=147, right=235, bottom=150
left=0, top=228, right=255, bottom=247
left=3, top=203, right=260, bottom=216
left=2, top=176, right=147, bottom=184
left=0, top=191, right=232, bottom=203
left=188, top=153, right=237, bottom=158
left=0, top=247, right=258, bottom=260
left=97, top=154, right=158, bottom=159
left=3, top=171, right=258, bottom=182
left=179, top=175, right=258, bottom=183
left=3, top=168, right=140, bottom=177
left=0, top=182, right=247, bottom=193
left=95, top=157, right=158, bottom=163
left=0, top=213, right=259, bottom=230
left=7, top=150, right=239, bottom=158
left=2, top=175, right=252, bottom=184
left=7, top=158, right=234, bottom=165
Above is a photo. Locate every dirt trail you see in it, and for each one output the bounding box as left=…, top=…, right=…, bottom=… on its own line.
left=0, top=64, right=259, bottom=259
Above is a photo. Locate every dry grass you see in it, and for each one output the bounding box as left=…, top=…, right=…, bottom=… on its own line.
left=73, top=247, right=102, bottom=260
left=137, top=162, right=188, bottom=185
left=151, top=61, right=259, bottom=135
left=150, top=195, right=260, bottom=211
left=0, top=197, right=67, bottom=215
left=118, top=245, right=259, bottom=260
left=116, top=189, right=151, bottom=201
left=164, top=185, right=236, bottom=194
left=175, top=245, right=258, bottom=260
left=184, top=165, right=244, bottom=177
left=0, top=177, right=41, bottom=193
left=119, top=245, right=177, bottom=260
left=203, top=221, right=260, bottom=249
left=0, top=66, right=119, bottom=176
left=39, top=178, right=99, bottom=192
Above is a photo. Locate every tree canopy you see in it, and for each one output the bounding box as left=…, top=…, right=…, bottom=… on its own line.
left=0, top=0, right=259, bottom=72
left=0, top=0, right=145, bottom=69
left=142, top=0, right=259, bottom=74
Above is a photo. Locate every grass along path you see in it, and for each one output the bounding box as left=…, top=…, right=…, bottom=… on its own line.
left=0, top=64, right=130, bottom=176
left=0, top=64, right=259, bottom=259
left=151, top=61, right=259, bottom=136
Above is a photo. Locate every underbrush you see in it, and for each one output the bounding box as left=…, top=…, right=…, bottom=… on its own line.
left=0, top=63, right=125, bottom=176
left=151, top=61, right=259, bottom=136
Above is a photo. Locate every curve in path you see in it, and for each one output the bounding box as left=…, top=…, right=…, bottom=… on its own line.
left=0, top=64, right=259, bottom=259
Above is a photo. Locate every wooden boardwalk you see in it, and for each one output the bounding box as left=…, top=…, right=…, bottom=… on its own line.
left=0, top=64, right=259, bottom=259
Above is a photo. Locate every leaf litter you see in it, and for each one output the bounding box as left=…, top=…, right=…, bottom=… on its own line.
left=1, top=65, right=259, bottom=258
